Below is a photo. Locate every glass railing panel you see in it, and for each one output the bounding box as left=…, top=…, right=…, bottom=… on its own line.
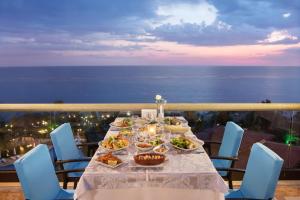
left=0, top=109, right=299, bottom=180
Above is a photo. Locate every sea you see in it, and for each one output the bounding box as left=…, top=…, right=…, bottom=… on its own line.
left=0, top=66, right=299, bottom=103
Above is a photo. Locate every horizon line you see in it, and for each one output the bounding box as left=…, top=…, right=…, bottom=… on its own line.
left=0, top=65, right=299, bottom=68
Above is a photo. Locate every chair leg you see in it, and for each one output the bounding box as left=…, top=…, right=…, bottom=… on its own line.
left=63, top=179, right=68, bottom=189
left=208, top=145, right=212, bottom=156
left=228, top=160, right=236, bottom=189
left=204, top=144, right=212, bottom=156
left=87, top=147, right=91, bottom=157
left=228, top=178, right=233, bottom=189
left=73, top=180, right=78, bottom=189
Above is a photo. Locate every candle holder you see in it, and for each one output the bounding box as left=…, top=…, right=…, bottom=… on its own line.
left=147, top=124, right=157, bottom=136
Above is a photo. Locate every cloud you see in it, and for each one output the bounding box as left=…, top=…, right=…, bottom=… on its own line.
left=208, top=0, right=300, bottom=29
left=258, top=30, right=298, bottom=44
left=152, top=23, right=267, bottom=46
left=0, top=36, right=35, bottom=44
left=0, top=0, right=158, bottom=34
left=0, top=0, right=299, bottom=66
left=283, top=13, right=291, bottom=18
left=155, top=2, right=217, bottom=26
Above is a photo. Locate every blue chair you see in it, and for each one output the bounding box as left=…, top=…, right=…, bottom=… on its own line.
left=50, top=123, right=94, bottom=189
left=14, top=144, right=82, bottom=200
left=205, top=121, right=244, bottom=188
left=218, top=142, right=284, bottom=200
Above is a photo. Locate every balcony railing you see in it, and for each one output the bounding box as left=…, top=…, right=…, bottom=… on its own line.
left=0, top=103, right=299, bottom=111
left=0, top=103, right=300, bottom=181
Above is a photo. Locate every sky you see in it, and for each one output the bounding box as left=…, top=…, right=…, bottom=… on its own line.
left=0, top=0, right=299, bottom=66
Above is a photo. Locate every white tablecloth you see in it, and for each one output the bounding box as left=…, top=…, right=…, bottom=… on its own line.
left=75, top=118, right=228, bottom=200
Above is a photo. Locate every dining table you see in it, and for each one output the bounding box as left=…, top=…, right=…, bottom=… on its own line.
left=75, top=117, right=228, bottom=200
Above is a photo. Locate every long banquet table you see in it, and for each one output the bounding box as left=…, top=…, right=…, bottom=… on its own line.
left=75, top=117, right=228, bottom=200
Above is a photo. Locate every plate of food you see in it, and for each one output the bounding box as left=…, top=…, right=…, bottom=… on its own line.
left=164, top=125, right=190, bottom=134
left=170, top=136, right=203, bottom=151
left=110, top=118, right=134, bottom=128
left=95, top=152, right=124, bottom=168
left=135, top=142, right=153, bottom=151
left=134, top=118, right=149, bottom=126
left=133, top=153, right=166, bottom=166
left=164, top=117, right=187, bottom=125
left=135, top=133, right=150, bottom=143
left=99, top=135, right=129, bottom=152
left=153, top=144, right=169, bottom=154
left=119, top=128, right=133, bottom=137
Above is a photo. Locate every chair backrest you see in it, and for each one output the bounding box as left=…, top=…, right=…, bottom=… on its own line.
left=14, top=144, right=61, bottom=200
left=218, top=121, right=244, bottom=167
left=50, top=123, right=81, bottom=162
left=240, top=143, right=284, bottom=199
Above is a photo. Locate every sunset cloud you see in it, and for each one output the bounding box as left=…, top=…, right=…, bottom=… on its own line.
left=0, top=0, right=299, bottom=66
left=258, top=30, right=298, bottom=44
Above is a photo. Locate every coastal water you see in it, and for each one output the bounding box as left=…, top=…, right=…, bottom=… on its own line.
left=0, top=66, right=299, bottom=103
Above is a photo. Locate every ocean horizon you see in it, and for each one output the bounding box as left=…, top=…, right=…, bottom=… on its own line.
left=0, top=66, right=299, bottom=103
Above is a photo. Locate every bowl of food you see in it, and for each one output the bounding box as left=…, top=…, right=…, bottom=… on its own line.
left=135, top=142, right=153, bottom=151
left=95, top=152, right=123, bottom=168
left=153, top=144, right=169, bottom=154
left=149, top=138, right=165, bottom=146
left=170, top=136, right=202, bottom=151
left=134, top=153, right=165, bottom=166
left=99, top=135, right=129, bottom=151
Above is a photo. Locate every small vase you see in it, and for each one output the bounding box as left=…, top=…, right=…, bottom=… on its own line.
left=156, top=103, right=164, bottom=122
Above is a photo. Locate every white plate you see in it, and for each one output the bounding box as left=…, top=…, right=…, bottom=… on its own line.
left=109, top=122, right=132, bottom=129
left=170, top=138, right=203, bottom=152
left=163, top=117, right=188, bottom=125
left=135, top=142, right=153, bottom=152
left=95, top=160, right=127, bottom=169
left=98, top=141, right=129, bottom=152
left=153, top=144, right=170, bottom=154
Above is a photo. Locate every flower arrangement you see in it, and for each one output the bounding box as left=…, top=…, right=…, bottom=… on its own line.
left=155, top=94, right=167, bottom=120
left=155, top=94, right=167, bottom=104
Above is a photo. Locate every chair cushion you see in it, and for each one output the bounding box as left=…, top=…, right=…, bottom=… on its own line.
left=56, top=189, right=74, bottom=199
left=14, top=145, right=61, bottom=200
left=225, top=189, right=244, bottom=199
left=50, top=123, right=82, bottom=162
left=218, top=122, right=244, bottom=158
left=66, top=161, right=89, bottom=177
left=240, top=143, right=283, bottom=199
left=217, top=122, right=244, bottom=176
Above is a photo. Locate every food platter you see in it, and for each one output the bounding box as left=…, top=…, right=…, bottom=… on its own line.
left=163, top=117, right=187, bottom=125
left=99, top=135, right=130, bottom=152
left=95, top=153, right=126, bottom=168
left=110, top=118, right=133, bottom=128
left=119, top=128, right=133, bottom=137
left=128, top=159, right=165, bottom=168
left=170, top=136, right=203, bottom=152
left=164, top=125, right=190, bottom=134
left=133, top=153, right=166, bottom=166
